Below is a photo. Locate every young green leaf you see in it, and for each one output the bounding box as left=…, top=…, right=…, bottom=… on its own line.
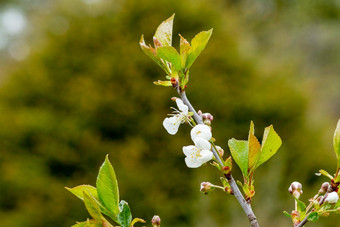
left=66, top=185, right=98, bottom=201
left=255, top=125, right=282, bottom=168
left=154, top=14, right=174, bottom=47
left=179, top=34, right=191, bottom=67
left=157, top=46, right=182, bottom=72
left=118, top=200, right=132, bottom=227
left=96, top=155, right=120, bottom=215
left=248, top=132, right=261, bottom=171
left=139, top=36, right=170, bottom=74
left=307, top=212, right=319, bottom=222
left=72, top=219, right=102, bottom=227
left=83, top=191, right=103, bottom=222
left=186, top=29, right=213, bottom=69
left=334, top=119, right=340, bottom=166
left=228, top=139, right=249, bottom=176
left=295, top=198, right=306, bottom=213
left=283, top=211, right=291, bottom=218
left=153, top=80, right=172, bottom=86
left=131, top=218, right=146, bottom=226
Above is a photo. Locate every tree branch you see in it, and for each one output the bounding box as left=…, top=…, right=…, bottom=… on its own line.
left=178, top=89, right=260, bottom=227
left=295, top=217, right=308, bottom=227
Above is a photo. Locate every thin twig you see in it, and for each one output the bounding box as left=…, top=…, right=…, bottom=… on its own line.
left=178, top=89, right=260, bottom=227
left=295, top=216, right=308, bottom=227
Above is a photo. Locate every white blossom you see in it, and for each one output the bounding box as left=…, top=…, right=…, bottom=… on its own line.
left=163, top=99, right=189, bottom=135
left=325, top=192, right=339, bottom=204
left=190, top=124, right=212, bottom=141
left=183, top=138, right=213, bottom=168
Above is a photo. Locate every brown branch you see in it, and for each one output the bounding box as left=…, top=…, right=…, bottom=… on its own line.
left=178, top=89, right=260, bottom=227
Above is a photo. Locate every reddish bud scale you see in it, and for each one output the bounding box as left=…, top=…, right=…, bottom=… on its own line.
left=222, top=166, right=231, bottom=175
left=225, top=187, right=233, bottom=195
left=171, top=78, right=178, bottom=87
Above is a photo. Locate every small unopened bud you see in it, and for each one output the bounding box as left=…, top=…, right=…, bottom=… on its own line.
left=151, top=215, right=161, bottom=227
left=318, top=182, right=330, bottom=194
left=202, top=113, right=213, bottom=126
left=324, top=192, right=339, bottom=204
left=197, top=110, right=203, bottom=116
left=291, top=210, right=300, bottom=223
left=200, top=182, right=214, bottom=194
left=288, top=181, right=303, bottom=199
left=170, top=77, right=178, bottom=87
left=215, top=146, right=224, bottom=158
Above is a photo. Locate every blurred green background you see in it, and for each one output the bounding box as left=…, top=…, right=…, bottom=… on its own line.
left=0, top=0, right=339, bottom=226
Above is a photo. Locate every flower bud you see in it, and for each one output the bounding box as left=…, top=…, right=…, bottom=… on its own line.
left=291, top=210, right=300, bottom=226
left=200, top=182, right=214, bottom=194
left=202, top=113, right=213, bottom=126
left=288, top=181, right=303, bottom=199
left=151, top=215, right=161, bottom=227
left=215, top=145, right=224, bottom=158
left=318, top=182, right=330, bottom=194
left=197, top=110, right=203, bottom=116
left=324, top=192, right=339, bottom=204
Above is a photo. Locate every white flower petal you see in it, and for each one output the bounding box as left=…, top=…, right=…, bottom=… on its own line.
left=191, top=124, right=212, bottom=141
left=183, top=145, right=199, bottom=157
left=325, top=192, right=339, bottom=204
left=176, top=99, right=188, bottom=115
left=163, top=116, right=181, bottom=135
left=197, top=149, right=213, bottom=163
left=185, top=156, right=203, bottom=168
left=193, top=137, right=211, bottom=150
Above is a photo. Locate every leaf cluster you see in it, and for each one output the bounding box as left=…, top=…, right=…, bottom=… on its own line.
left=66, top=156, right=144, bottom=227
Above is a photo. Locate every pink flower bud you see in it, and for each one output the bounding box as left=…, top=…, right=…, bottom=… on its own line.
left=151, top=215, right=161, bottom=227
left=200, top=182, right=214, bottom=194
left=288, top=181, right=303, bottom=199
left=318, top=182, right=330, bottom=194
left=215, top=146, right=224, bottom=158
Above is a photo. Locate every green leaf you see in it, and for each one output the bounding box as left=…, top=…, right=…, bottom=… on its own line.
left=283, top=211, right=291, bottom=218
left=96, top=155, right=120, bottom=215
left=228, top=139, right=249, bottom=176
left=66, top=185, right=98, bottom=201
left=248, top=121, right=261, bottom=170
left=186, top=29, right=213, bottom=69
left=83, top=191, right=103, bottom=222
left=139, top=36, right=170, bottom=74
left=334, top=119, right=340, bottom=167
left=72, top=219, right=102, bottom=227
left=154, top=14, right=174, bottom=46
left=179, top=34, right=191, bottom=67
left=255, top=125, right=282, bottom=168
left=66, top=184, right=118, bottom=223
left=307, top=212, right=319, bottom=222
left=153, top=80, right=172, bottom=86
left=318, top=169, right=334, bottom=180
left=157, top=46, right=181, bottom=72
left=118, top=200, right=132, bottom=227
left=295, top=198, right=306, bottom=213
left=131, top=218, right=146, bottom=226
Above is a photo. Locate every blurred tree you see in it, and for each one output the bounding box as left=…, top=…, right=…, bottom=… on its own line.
left=0, top=0, right=338, bottom=226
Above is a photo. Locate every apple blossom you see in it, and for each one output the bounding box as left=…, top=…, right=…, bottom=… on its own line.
left=163, top=99, right=189, bottom=135
left=183, top=137, right=213, bottom=168
left=324, top=192, right=339, bottom=204
left=190, top=124, right=212, bottom=141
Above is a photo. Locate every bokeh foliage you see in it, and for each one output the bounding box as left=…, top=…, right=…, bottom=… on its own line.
left=0, top=0, right=339, bottom=226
